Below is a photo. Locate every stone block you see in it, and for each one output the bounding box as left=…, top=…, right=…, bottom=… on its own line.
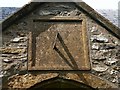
left=0, top=47, right=26, bottom=54
left=91, top=27, right=101, bottom=35
left=100, top=43, right=116, bottom=49
left=3, top=59, right=13, bottom=63
left=92, top=43, right=100, bottom=50
left=107, top=69, right=118, bottom=75
left=91, top=35, right=109, bottom=43
left=93, top=65, right=108, bottom=72
left=113, top=66, right=120, bottom=72
left=105, top=58, right=118, bottom=66
left=11, top=37, right=27, bottom=43
left=92, top=50, right=107, bottom=60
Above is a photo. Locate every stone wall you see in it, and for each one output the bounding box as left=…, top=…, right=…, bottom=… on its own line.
left=1, top=2, right=120, bottom=88
left=1, top=33, right=28, bottom=76
left=87, top=19, right=120, bottom=87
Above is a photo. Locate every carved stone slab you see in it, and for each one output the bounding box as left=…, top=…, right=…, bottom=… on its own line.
left=28, top=17, right=90, bottom=70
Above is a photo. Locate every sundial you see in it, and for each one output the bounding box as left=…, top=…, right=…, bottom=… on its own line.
left=28, top=16, right=91, bottom=70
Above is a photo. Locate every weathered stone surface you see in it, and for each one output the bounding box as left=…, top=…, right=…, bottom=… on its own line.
left=18, top=42, right=27, bottom=47
left=92, top=60, right=99, bottom=64
left=91, top=27, right=96, bottom=32
left=105, top=58, right=118, bottom=66
left=3, top=59, right=13, bottom=63
left=1, top=2, right=120, bottom=88
left=20, top=57, right=27, bottom=63
left=90, top=23, right=119, bottom=85
left=0, top=47, right=26, bottom=54
left=92, top=43, right=116, bottom=50
left=17, top=32, right=26, bottom=37
left=0, top=57, right=5, bottom=60
left=3, top=63, right=16, bottom=71
left=102, top=49, right=117, bottom=57
left=114, top=40, right=120, bottom=45
left=7, top=73, right=118, bottom=89
left=2, top=54, right=12, bottom=57
left=107, top=69, right=118, bottom=75
left=113, top=66, right=120, bottom=71
left=92, top=50, right=107, bottom=60
left=0, top=74, right=3, bottom=78
left=11, top=54, right=27, bottom=59
left=11, top=37, right=27, bottom=42
left=11, top=37, right=23, bottom=42
left=39, top=10, right=58, bottom=16
left=8, top=73, right=58, bottom=88
left=93, top=56, right=106, bottom=60
left=100, top=43, right=116, bottom=49
left=116, top=48, right=120, bottom=58
left=37, top=4, right=81, bottom=17
left=91, top=27, right=101, bottom=35
left=67, top=9, right=81, bottom=16
left=93, top=65, right=108, bottom=72
left=91, top=35, right=109, bottom=43
left=92, top=43, right=100, bottom=50
left=111, top=76, right=118, bottom=83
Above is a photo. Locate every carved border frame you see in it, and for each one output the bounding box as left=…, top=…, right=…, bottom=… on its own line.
left=27, top=16, right=91, bottom=71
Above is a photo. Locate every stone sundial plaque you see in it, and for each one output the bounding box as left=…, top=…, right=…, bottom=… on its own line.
left=28, top=17, right=91, bottom=70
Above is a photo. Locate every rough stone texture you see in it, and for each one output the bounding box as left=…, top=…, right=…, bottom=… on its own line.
left=1, top=33, right=28, bottom=77
left=7, top=73, right=118, bottom=89
left=8, top=73, right=58, bottom=89
left=0, top=47, right=26, bottom=54
left=93, top=65, right=109, bottom=72
left=87, top=19, right=120, bottom=87
left=1, top=2, right=120, bottom=89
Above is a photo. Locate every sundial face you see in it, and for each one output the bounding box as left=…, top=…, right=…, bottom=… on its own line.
left=28, top=17, right=90, bottom=70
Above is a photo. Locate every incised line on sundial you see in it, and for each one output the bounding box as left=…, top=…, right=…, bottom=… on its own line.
left=53, top=32, right=79, bottom=70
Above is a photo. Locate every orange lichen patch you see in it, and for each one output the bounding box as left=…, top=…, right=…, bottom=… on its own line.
left=8, top=73, right=58, bottom=89
left=62, top=73, right=118, bottom=89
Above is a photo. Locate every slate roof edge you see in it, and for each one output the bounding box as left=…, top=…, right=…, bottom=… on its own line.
left=1, top=2, right=120, bottom=39
left=75, top=2, right=120, bottom=39
left=1, top=2, right=43, bottom=30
